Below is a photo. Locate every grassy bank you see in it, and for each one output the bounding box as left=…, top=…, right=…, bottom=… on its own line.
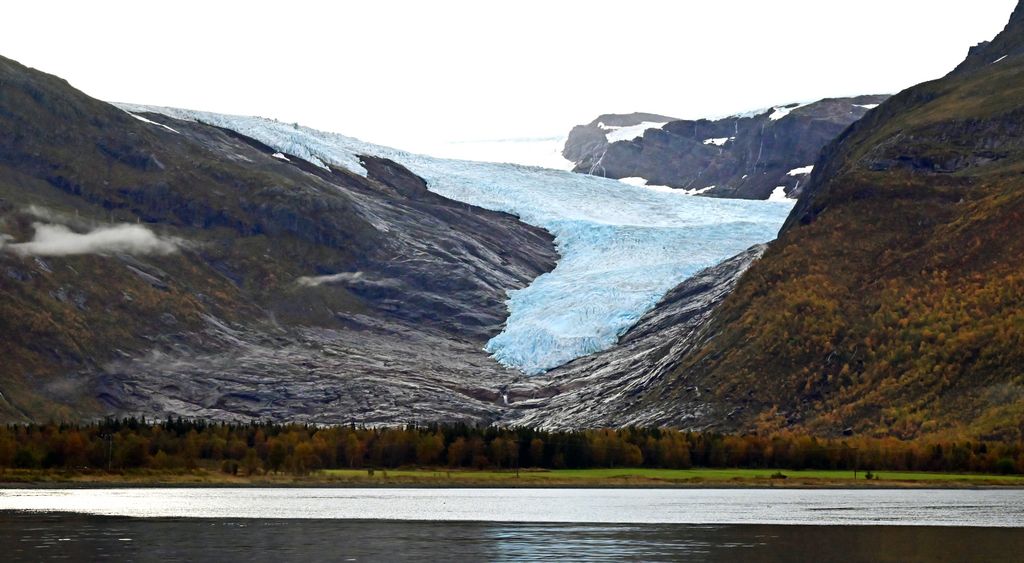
left=2, top=467, right=1023, bottom=488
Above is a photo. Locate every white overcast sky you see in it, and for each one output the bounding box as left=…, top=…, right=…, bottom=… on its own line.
left=1, top=0, right=1017, bottom=152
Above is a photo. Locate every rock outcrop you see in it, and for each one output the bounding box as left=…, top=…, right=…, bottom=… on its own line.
left=563, top=96, right=889, bottom=200
left=0, top=54, right=557, bottom=423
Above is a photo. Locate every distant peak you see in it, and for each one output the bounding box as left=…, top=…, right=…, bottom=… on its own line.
left=950, top=0, right=1024, bottom=75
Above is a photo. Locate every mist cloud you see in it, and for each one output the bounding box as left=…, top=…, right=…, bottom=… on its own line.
left=297, top=271, right=365, bottom=287
left=297, top=271, right=402, bottom=290
left=4, top=223, right=179, bottom=257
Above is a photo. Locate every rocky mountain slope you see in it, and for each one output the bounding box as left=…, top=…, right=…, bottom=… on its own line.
left=0, top=54, right=792, bottom=425
left=563, top=96, right=889, bottom=200
left=8, top=0, right=1021, bottom=438
left=0, top=54, right=558, bottom=423
left=530, top=2, right=1024, bottom=440
left=114, top=105, right=791, bottom=377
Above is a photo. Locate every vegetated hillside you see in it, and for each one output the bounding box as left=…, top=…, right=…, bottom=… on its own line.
left=0, top=54, right=556, bottom=423
left=562, top=96, right=888, bottom=200
left=633, top=3, right=1024, bottom=440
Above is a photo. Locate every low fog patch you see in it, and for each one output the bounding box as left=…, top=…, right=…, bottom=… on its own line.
left=297, top=271, right=365, bottom=287
left=4, top=222, right=179, bottom=257
left=297, top=271, right=401, bottom=290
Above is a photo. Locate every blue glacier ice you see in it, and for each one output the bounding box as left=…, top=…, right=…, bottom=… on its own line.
left=118, top=105, right=794, bottom=374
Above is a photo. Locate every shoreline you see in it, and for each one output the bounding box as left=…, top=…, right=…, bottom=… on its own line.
left=2, top=468, right=1024, bottom=495
left=3, top=470, right=1023, bottom=490
left=4, top=483, right=1024, bottom=490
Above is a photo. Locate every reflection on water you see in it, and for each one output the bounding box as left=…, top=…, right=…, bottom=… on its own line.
left=2, top=488, right=1024, bottom=526
left=3, top=513, right=1023, bottom=562
left=2, top=489, right=1023, bottom=561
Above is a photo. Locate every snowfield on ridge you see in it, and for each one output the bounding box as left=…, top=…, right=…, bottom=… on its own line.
left=119, top=104, right=794, bottom=374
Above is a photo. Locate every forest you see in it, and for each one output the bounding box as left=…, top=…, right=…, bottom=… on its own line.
left=1, top=418, right=1022, bottom=477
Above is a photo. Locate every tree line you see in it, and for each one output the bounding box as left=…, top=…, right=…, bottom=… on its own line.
left=0, top=418, right=1021, bottom=476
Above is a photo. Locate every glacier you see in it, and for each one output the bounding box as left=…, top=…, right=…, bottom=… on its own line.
left=117, top=104, right=794, bottom=375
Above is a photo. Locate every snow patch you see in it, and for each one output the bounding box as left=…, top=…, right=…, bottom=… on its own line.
left=993, top=55, right=1008, bottom=64
left=117, top=104, right=348, bottom=173
left=787, top=165, right=814, bottom=176
left=272, top=152, right=290, bottom=161
left=768, top=101, right=816, bottom=121
left=600, top=121, right=668, bottom=143
left=122, top=103, right=793, bottom=374
left=682, top=185, right=716, bottom=196
left=855, top=104, right=880, bottom=110
left=125, top=111, right=180, bottom=134
left=702, top=137, right=734, bottom=146
left=723, top=107, right=771, bottom=120
left=767, top=186, right=790, bottom=202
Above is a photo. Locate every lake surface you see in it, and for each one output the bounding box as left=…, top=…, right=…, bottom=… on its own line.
left=2, top=488, right=1023, bottom=561
left=2, top=487, right=1023, bottom=525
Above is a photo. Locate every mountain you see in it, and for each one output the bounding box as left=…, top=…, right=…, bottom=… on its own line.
left=563, top=96, right=889, bottom=200
left=0, top=54, right=793, bottom=424
left=10, top=0, right=1020, bottom=437
left=528, top=2, right=1024, bottom=440
left=116, top=106, right=790, bottom=378
left=0, top=54, right=558, bottom=423
left=561, top=112, right=679, bottom=169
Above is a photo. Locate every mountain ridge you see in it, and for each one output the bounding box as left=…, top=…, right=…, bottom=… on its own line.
left=551, top=0, right=1024, bottom=440
left=0, top=54, right=557, bottom=423
left=562, top=95, right=889, bottom=200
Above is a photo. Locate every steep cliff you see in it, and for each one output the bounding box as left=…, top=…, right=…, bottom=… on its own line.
left=563, top=96, right=888, bottom=200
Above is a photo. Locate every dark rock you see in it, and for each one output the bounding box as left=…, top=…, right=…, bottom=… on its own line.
left=563, top=96, right=889, bottom=200
left=0, top=53, right=556, bottom=424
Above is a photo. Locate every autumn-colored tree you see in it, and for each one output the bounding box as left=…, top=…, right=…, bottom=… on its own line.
left=447, top=437, right=467, bottom=468
left=415, top=432, right=445, bottom=466
left=267, top=439, right=287, bottom=473
left=342, top=432, right=364, bottom=468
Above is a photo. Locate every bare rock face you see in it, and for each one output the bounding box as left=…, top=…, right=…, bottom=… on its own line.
left=951, top=1, right=1024, bottom=75
left=562, top=112, right=679, bottom=166
left=563, top=96, right=889, bottom=200
left=0, top=54, right=557, bottom=423
left=0, top=53, right=774, bottom=428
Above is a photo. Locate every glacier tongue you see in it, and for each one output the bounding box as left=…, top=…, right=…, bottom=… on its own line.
left=118, top=104, right=794, bottom=375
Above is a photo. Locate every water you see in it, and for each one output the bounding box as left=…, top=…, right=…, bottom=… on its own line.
left=2, top=488, right=1023, bottom=561
left=2, top=488, right=1023, bottom=526
left=117, top=104, right=793, bottom=374
left=4, top=514, right=1023, bottom=562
